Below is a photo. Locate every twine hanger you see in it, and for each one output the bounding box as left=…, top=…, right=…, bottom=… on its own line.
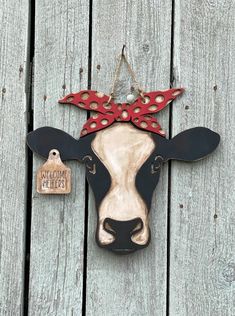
left=107, top=45, right=145, bottom=104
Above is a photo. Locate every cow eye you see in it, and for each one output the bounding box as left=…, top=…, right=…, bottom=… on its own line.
left=82, top=155, right=96, bottom=175
left=151, top=156, right=164, bottom=174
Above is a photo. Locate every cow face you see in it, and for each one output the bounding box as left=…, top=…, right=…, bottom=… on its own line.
left=91, top=123, right=155, bottom=251
left=27, top=124, right=220, bottom=254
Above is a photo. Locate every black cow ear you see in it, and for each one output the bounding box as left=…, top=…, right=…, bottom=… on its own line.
left=27, top=127, right=82, bottom=161
left=166, top=127, right=220, bottom=161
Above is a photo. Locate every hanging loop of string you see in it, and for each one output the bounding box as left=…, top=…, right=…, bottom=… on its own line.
left=107, top=45, right=145, bottom=104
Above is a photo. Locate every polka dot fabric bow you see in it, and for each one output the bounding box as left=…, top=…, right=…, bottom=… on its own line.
left=59, top=88, right=184, bottom=137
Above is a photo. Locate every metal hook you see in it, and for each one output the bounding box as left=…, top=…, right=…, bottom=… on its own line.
left=121, top=44, right=126, bottom=56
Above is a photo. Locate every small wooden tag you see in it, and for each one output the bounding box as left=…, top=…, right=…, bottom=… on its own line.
left=36, top=149, right=71, bottom=194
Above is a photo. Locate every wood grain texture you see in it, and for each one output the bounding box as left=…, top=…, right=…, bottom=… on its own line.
left=28, top=1, right=89, bottom=314
left=86, top=1, right=173, bottom=315
left=0, top=0, right=29, bottom=314
left=170, top=1, right=235, bottom=315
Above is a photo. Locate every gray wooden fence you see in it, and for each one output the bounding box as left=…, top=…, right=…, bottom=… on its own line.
left=0, top=0, right=234, bottom=315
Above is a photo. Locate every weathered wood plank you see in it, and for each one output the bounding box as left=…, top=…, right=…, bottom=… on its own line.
left=28, top=1, right=89, bottom=314
left=170, top=1, right=235, bottom=315
left=0, top=0, right=29, bottom=314
left=86, top=1, right=173, bottom=315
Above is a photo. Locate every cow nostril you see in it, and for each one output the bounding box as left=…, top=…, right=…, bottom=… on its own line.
left=132, top=222, right=143, bottom=234
left=103, top=218, right=143, bottom=237
left=104, top=221, right=115, bottom=234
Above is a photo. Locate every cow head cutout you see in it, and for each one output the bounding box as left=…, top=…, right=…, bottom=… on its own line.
left=27, top=123, right=220, bottom=254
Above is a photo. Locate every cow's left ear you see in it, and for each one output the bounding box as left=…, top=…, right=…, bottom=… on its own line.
left=165, top=127, right=220, bottom=161
left=27, top=127, right=83, bottom=161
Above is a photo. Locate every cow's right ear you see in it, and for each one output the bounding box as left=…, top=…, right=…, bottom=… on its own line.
left=164, top=127, right=220, bottom=161
left=27, top=127, right=83, bottom=161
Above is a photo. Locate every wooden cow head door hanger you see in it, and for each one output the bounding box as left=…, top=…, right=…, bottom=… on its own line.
left=27, top=47, right=220, bottom=254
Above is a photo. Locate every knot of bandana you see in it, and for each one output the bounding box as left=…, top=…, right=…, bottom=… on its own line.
left=59, top=88, right=184, bottom=137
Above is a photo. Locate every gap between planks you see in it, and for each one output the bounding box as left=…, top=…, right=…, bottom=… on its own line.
left=23, top=0, right=35, bottom=315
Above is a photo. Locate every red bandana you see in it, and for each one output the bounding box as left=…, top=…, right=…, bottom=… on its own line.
left=59, top=88, right=184, bottom=137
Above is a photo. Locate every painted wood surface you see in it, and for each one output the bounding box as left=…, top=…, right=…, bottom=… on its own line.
left=28, top=1, right=89, bottom=315
left=0, top=1, right=234, bottom=315
left=0, top=0, right=29, bottom=314
left=170, top=1, right=235, bottom=315
left=86, top=1, right=173, bottom=315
